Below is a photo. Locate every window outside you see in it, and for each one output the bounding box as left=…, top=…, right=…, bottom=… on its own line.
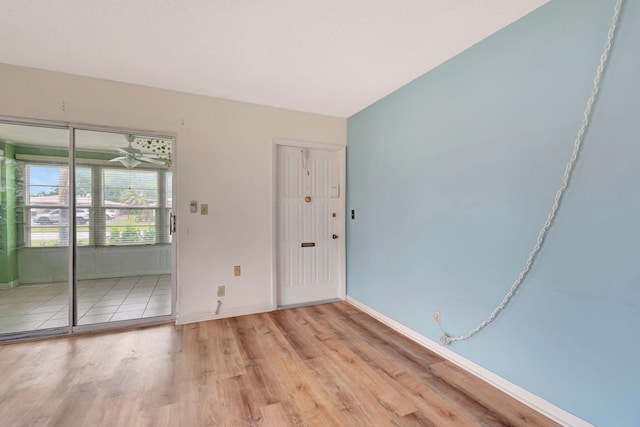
left=25, top=164, right=171, bottom=247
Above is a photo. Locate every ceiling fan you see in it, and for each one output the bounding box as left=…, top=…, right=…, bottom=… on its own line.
left=110, top=134, right=167, bottom=169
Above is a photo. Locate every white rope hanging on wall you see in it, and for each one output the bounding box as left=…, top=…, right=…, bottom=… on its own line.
left=439, top=0, right=624, bottom=346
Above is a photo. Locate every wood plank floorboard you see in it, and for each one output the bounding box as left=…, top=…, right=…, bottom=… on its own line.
left=0, top=301, right=558, bottom=426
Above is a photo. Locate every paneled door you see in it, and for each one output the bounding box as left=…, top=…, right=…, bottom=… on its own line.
left=277, top=145, right=342, bottom=307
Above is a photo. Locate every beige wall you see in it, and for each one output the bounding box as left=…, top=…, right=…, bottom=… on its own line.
left=0, top=63, right=346, bottom=322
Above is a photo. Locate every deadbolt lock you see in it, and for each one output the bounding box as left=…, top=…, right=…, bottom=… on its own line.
left=332, top=234, right=339, bottom=239
left=305, top=196, right=311, bottom=203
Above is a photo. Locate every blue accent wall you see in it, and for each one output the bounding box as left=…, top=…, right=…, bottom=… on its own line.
left=346, top=1, right=639, bottom=425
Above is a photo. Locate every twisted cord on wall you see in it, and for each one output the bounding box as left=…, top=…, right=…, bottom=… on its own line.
left=439, top=0, right=624, bottom=346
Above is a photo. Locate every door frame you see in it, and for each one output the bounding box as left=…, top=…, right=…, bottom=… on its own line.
left=69, top=123, right=179, bottom=334
left=271, top=138, right=346, bottom=309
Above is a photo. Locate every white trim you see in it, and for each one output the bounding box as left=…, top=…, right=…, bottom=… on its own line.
left=71, top=315, right=174, bottom=335
left=346, top=296, right=593, bottom=427
left=176, top=303, right=273, bottom=325
left=0, top=279, right=20, bottom=290
left=271, top=138, right=346, bottom=310
left=0, top=115, right=176, bottom=141
left=271, top=141, right=278, bottom=311
left=170, top=137, right=178, bottom=321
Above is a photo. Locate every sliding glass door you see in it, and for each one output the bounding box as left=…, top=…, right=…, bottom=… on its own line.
left=74, top=129, right=173, bottom=327
left=0, top=123, right=71, bottom=336
left=0, top=120, right=175, bottom=339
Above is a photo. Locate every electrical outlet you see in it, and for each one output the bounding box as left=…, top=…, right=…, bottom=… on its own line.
left=234, top=265, right=241, bottom=276
left=433, top=310, right=441, bottom=325
left=217, top=285, right=225, bottom=297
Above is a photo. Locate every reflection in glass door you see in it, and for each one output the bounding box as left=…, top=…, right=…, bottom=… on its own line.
left=0, top=123, right=71, bottom=336
left=0, top=121, right=174, bottom=340
left=74, top=129, right=173, bottom=327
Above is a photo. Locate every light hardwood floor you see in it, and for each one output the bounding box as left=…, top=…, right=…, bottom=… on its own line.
left=0, top=302, right=557, bottom=426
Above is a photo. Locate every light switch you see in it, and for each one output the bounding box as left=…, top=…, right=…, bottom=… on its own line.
left=234, top=265, right=241, bottom=276
left=201, top=204, right=208, bottom=215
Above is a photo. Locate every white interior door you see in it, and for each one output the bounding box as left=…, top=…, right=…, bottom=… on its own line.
left=277, top=145, right=342, bottom=307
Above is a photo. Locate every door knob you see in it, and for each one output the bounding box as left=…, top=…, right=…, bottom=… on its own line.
left=332, top=234, right=338, bottom=239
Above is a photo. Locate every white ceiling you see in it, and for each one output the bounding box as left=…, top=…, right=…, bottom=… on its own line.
left=0, top=0, right=547, bottom=118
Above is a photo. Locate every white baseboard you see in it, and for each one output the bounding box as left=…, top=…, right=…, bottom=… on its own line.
left=176, top=303, right=273, bottom=325
left=346, top=296, right=591, bottom=427
left=0, top=279, right=20, bottom=290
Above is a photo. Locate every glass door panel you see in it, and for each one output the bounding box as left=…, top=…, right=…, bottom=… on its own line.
left=0, top=122, right=70, bottom=336
left=74, top=129, right=173, bottom=326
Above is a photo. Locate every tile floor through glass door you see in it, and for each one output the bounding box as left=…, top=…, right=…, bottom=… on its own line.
left=0, top=274, right=172, bottom=335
